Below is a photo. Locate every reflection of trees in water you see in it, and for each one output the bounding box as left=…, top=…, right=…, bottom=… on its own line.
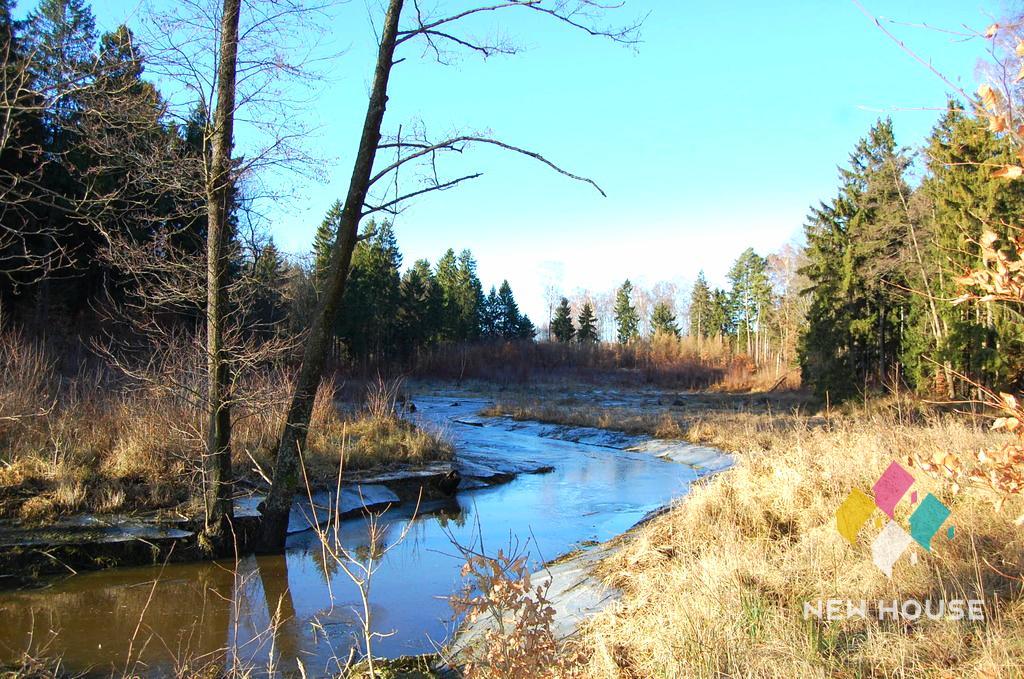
left=253, top=556, right=302, bottom=671
left=309, top=542, right=341, bottom=585
left=0, top=561, right=236, bottom=673
left=224, top=555, right=309, bottom=674
left=325, top=497, right=466, bottom=563
left=434, top=500, right=468, bottom=529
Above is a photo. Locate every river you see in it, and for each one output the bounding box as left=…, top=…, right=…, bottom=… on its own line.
left=0, top=393, right=719, bottom=676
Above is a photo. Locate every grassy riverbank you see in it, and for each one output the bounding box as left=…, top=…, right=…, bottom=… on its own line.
left=527, top=395, right=1024, bottom=677
left=0, top=340, right=451, bottom=522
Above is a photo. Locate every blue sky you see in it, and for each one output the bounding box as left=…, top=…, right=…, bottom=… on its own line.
left=74, top=1, right=1002, bottom=322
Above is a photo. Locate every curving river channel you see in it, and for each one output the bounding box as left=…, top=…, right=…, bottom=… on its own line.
left=0, top=393, right=724, bottom=676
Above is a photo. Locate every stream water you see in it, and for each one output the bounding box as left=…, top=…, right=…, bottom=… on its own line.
left=0, top=394, right=711, bottom=677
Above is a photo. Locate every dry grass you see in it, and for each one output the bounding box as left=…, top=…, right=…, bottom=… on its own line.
left=564, top=403, right=1024, bottom=677
left=412, top=336, right=795, bottom=391
left=481, top=388, right=817, bottom=452
left=0, top=332, right=451, bottom=521
left=244, top=377, right=453, bottom=483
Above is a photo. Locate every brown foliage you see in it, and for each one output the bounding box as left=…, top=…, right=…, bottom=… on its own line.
left=451, top=545, right=571, bottom=679
left=411, top=337, right=791, bottom=391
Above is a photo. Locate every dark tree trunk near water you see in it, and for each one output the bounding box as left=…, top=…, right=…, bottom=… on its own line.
left=256, top=0, right=405, bottom=553
left=204, top=0, right=242, bottom=547
left=255, top=0, right=633, bottom=553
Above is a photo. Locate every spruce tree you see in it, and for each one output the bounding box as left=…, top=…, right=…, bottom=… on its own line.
left=651, top=300, right=680, bottom=338
left=688, top=271, right=714, bottom=338
left=337, top=219, right=402, bottom=359
left=551, top=297, right=575, bottom=342
left=0, top=0, right=48, bottom=281
left=516, top=314, right=536, bottom=340
left=454, top=249, right=484, bottom=340
left=799, top=118, right=913, bottom=399
left=918, top=102, right=1024, bottom=393
left=613, top=279, right=639, bottom=344
left=576, top=301, right=598, bottom=343
left=435, top=248, right=460, bottom=341
left=250, top=239, right=287, bottom=331
left=481, top=285, right=500, bottom=339
left=26, top=0, right=97, bottom=149
left=398, top=258, right=441, bottom=352
left=496, top=279, right=522, bottom=339
left=313, top=200, right=342, bottom=286
left=727, top=248, right=772, bottom=354
left=709, top=289, right=732, bottom=338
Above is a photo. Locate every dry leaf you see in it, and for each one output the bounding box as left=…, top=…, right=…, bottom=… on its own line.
left=985, top=23, right=1000, bottom=38
left=978, top=83, right=1001, bottom=111
left=991, top=165, right=1024, bottom=179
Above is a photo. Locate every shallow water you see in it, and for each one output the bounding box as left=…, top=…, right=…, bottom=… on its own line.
left=0, top=394, right=704, bottom=677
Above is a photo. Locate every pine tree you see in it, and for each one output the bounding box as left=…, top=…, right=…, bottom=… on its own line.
left=551, top=297, right=575, bottom=342
left=727, top=248, right=772, bottom=355
left=576, top=301, right=598, bottom=343
left=651, top=300, right=680, bottom=338
left=26, top=0, right=97, bottom=149
left=799, top=118, right=913, bottom=399
left=496, top=279, right=522, bottom=339
left=614, top=279, right=639, bottom=344
left=688, top=271, right=714, bottom=338
left=312, top=200, right=342, bottom=286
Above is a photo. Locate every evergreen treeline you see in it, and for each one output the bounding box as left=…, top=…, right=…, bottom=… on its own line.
left=311, top=203, right=534, bottom=362
left=0, top=0, right=255, bottom=337
left=799, top=111, right=1024, bottom=401
left=0, top=0, right=533, bottom=366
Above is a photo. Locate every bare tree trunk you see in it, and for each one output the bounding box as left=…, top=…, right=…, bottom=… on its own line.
left=204, top=0, right=242, bottom=544
left=257, top=0, right=405, bottom=553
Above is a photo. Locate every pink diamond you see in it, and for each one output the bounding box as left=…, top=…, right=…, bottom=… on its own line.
left=872, top=461, right=914, bottom=519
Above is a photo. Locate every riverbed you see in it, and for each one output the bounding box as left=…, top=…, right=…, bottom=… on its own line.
left=0, top=392, right=726, bottom=676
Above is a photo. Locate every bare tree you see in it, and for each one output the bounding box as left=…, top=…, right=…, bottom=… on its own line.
left=75, top=0, right=333, bottom=546
left=257, top=0, right=643, bottom=552
left=201, top=0, right=242, bottom=541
